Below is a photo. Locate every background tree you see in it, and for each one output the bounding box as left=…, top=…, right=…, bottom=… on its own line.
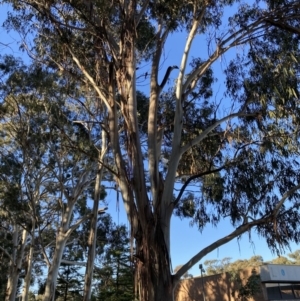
left=286, top=250, right=300, bottom=264
left=204, top=256, right=264, bottom=276
left=204, top=256, right=263, bottom=301
left=270, top=249, right=300, bottom=264
left=55, top=263, right=84, bottom=301
left=0, top=56, right=57, bottom=301
left=0, top=55, right=109, bottom=301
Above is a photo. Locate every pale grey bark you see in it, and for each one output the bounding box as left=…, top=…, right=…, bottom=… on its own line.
left=42, top=210, right=95, bottom=301
left=5, top=226, right=29, bottom=301
left=43, top=231, right=68, bottom=301
left=21, top=220, right=35, bottom=301
left=83, top=130, right=107, bottom=301
left=43, top=170, right=95, bottom=301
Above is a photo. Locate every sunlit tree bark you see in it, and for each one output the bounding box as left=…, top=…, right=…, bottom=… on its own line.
left=2, top=1, right=300, bottom=301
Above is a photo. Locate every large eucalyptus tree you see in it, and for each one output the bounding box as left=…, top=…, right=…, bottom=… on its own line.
left=2, top=1, right=300, bottom=301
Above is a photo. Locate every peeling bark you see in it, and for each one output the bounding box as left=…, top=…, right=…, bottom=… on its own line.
left=134, top=216, right=173, bottom=301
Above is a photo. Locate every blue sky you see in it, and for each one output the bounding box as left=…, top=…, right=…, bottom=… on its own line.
left=1, top=2, right=299, bottom=279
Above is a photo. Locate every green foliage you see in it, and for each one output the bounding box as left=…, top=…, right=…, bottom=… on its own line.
left=204, top=257, right=263, bottom=300
left=286, top=249, right=300, bottom=264
left=204, top=257, right=232, bottom=275
left=0, top=54, right=107, bottom=301
left=270, top=249, right=300, bottom=265
left=136, top=18, right=156, bottom=61
left=235, top=269, right=262, bottom=301
left=55, top=263, right=84, bottom=301
left=204, top=256, right=264, bottom=275
left=94, top=225, right=134, bottom=301
left=270, top=256, right=292, bottom=265
left=4, top=1, right=300, bottom=259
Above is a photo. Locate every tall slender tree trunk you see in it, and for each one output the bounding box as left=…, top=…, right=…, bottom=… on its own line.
left=6, top=266, right=21, bottom=301
left=43, top=174, right=95, bottom=301
left=83, top=130, right=107, bottom=301
left=21, top=220, right=35, bottom=301
left=43, top=231, right=68, bottom=301
left=6, top=226, right=28, bottom=301
left=82, top=184, right=100, bottom=301
left=43, top=203, right=74, bottom=301
left=111, top=7, right=176, bottom=299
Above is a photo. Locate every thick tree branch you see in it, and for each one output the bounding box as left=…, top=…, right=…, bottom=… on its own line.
left=148, top=24, right=169, bottom=207
left=64, top=208, right=106, bottom=239
left=163, top=6, right=207, bottom=212
left=108, top=64, right=139, bottom=234
left=173, top=183, right=300, bottom=283
left=67, top=47, right=111, bottom=111
left=265, top=19, right=300, bottom=35
left=173, top=218, right=267, bottom=284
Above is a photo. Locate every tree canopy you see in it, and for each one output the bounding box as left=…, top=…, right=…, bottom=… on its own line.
left=1, top=0, right=300, bottom=301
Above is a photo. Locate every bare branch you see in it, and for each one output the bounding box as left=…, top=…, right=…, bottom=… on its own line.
left=182, top=20, right=267, bottom=93
left=67, top=47, right=112, bottom=111
left=64, top=208, right=107, bottom=239
left=163, top=7, right=208, bottom=211
left=173, top=217, right=267, bottom=283
left=148, top=23, right=170, bottom=206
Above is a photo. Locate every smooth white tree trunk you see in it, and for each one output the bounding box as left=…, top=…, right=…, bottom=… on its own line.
left=43, top=231, right=68, bottom=301
left=83, top=131, right=107, bottom=301
left=43, top=175, right=94, bottom=301
left=21, top=220, right=35, bottom=301
left=82, top=178, right=101, bottom=301
left=6, top=226, right=28, bottom=301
